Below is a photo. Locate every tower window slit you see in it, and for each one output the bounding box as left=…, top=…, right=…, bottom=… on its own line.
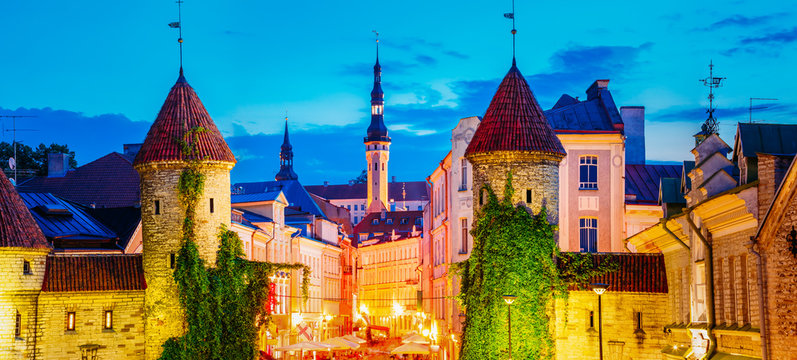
left=154, top=200, right=160, bottom=215
left=209, top=198, right=214, bottom=213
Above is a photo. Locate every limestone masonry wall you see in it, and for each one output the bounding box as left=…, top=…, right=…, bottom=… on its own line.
left=138, top=162, right=232, bottom=360
left=554, top=291, right=669, bottom=360
left=0, top=248, right=49, bottom=359
left=35, top=291, right=145, bottom=359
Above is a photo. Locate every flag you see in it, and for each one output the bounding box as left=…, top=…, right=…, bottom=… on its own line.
left=503, top=13, right=514, bottom=19
left=168, top=22, right=181, bottom=28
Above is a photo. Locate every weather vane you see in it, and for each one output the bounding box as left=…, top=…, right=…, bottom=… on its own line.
left=372, top=30, right=379, bottom=58
left=503, top=0, right=516, bottom=61
left=699, top=60, right=725, bottom=136
left=168, top=1, right=185, bottom=72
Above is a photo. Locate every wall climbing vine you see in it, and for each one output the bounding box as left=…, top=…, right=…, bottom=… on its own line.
left=161, top=127, right=310, bottom=360
left=457, top=172, right=617, bottom=360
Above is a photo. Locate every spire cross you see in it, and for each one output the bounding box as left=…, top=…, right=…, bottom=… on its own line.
left=168, top=1, right=185, bottom=73
left=373, top=30, right=379, bottom=59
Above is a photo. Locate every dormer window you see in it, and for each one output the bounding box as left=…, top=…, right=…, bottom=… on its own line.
left=372, top=219, right=379, bottom=225
left=386, top=218, right=393, bottom=225
left=400, top=218, right=409, bottom=225
left=415, top=218, right=423, bottom=225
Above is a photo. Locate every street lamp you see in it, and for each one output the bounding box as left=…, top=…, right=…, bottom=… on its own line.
left=590, top=283, right=609, bottom=360
left=502, top=295, right=517, bottom=360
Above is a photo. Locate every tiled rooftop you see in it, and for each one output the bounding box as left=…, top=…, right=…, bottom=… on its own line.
left=0, top=170, right=49, bottom=249
left=42, top=254, right=146, bottom=292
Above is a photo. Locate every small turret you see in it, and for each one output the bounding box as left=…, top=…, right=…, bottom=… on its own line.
left=364, top=38, right=391, bottom=212
left=276, top=118, right=299, bottom=181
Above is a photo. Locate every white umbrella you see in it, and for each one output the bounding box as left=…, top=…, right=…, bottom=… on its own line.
left=391, top=342, right=431, bottom=355
left=342, top=334, right=367, bottom=344
left=401, top=333, right=430, bottom=344
left=324, top=337, right=360, bottom=350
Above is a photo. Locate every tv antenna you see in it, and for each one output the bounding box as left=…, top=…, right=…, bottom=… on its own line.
left=699, top=60, right=725, bottom=135
left=168, top=1, right=185, bottom=72
left=0, top=115, right=38, bottom=185
left=503, top=0, right=517, bottom=61
left=749, top=97, right=778, bottom=123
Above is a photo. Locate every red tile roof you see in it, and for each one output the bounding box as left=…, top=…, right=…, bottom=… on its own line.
left=18, top=152, right=140, bottom=208
left=561, top=252, right=668, bottom=293
left=305, top=181, right=429, bottom=202
left=0, top=170, right=49, bottom=249
left=466, top=62, right=565, bottom=157
left=353, top=210, right=424, bottom=247
left=134, top=71, right=236, bottom=166
left=42, top=254, right=146, bottom=292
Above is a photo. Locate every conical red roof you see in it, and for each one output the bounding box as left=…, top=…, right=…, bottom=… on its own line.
left=466, top=62, right=565, bottom=157
left=134, top=71, right=236, bottom=166
left=0, top=171, right=49, bottom=249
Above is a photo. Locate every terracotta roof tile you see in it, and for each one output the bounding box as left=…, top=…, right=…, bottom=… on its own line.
left=561, top=252, right=668, bottom=293
left=42, top=254, right=146, bottom=292
left=134, top=71, right=236, bottom=165
left=466, top=62, right=565, bottom=157
left=0, top=171, right=49, bottom=249
left=305, top=181, right=429, bottom=202
left=352, top=210, right=424, bottom=247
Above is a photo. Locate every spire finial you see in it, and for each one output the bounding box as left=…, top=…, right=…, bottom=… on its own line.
left=373, top=30, right=379, bottom=62
left=504, top=0, right=516, bottom=63
left=168, top=1, right=185, bottom=75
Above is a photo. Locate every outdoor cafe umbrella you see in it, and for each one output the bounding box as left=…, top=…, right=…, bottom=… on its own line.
left=324, top=337, right=360, bottom=350
left=275, top=341, right=334, bottom=360
left=401, top=333, right=430, bottom=344
left=391, top=342, right=431, bottom=355
left=342, top=334, right=367, bottom=344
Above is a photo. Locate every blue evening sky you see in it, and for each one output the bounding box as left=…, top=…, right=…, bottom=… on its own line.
left=1, top=0, right=795, bottom=185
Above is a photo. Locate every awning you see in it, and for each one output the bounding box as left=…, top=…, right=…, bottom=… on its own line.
left=710, top=352, right=761, bottom=360
left=368, top=325, right=390, bottom=332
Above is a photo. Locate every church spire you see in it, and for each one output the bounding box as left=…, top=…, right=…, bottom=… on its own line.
left=366, top=31, right=389, bottom=143
left=275, top=117, right=299, bottom=181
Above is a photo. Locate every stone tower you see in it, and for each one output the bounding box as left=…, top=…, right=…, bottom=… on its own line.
left=275, top=119, right=299, bottom=181
left=133, top=68, right=236, bottom=360
left=465, top=59, right=566, bottom=223
left=364, top=46, right=390, bottom=213
left=0, top=170, right=50, bottom=359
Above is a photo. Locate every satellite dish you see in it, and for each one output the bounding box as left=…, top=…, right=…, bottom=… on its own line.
left=8, top=157, right=15, bottom=170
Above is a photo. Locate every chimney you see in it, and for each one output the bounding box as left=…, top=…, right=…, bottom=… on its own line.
left=380, top=209, right=386, bottom=220
left=392, top=176, right=396, bottom=183
left=47, top=153, right=70, bottom=178
left=123, top=143, right=142, bottom=158
left=324, top=181, right=329, bottom=187
left=620, top=106, right=646, bottom=165
left=586, top=80, right=610, bottom=101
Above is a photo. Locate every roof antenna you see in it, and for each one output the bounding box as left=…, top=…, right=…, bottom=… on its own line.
left=503, top=0, right=516, bottom=64
left=168, top=1, right=185, bottom=75
left=749, top=97, right=778, bottom=123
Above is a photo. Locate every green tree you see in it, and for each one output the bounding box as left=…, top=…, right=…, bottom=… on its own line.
left=351, top=169, right=367, bottom=184
left=457, top=173, right=617, bottom=360
left=0, top=141, right=77, bottom=175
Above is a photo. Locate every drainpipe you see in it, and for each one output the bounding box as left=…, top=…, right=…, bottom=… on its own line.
left=662, top=219, right=691, bottom=251
left=685, top=212, right=716, bottom=360
left=747, top=236, right=769, bottom=360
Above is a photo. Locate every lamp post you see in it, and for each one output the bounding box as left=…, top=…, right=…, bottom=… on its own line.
left=502, top=295, right=517, bottom=360
left=590, top=283, right=609, bottom=360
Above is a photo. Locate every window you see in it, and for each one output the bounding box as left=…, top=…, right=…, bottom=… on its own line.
left=579, top=156, right=598, bottom=190
left=170, top=253, right=176, bottom=269
left=386, top=218, right=393, bottom=225
left=460, top=160, right=467, bottom=190
left=15, top=311, right=21, bottom=337
left=372, top=219, right=379, bottom=225
left=66, top=312, right=76, bottom=331
left=23, top=260, right=31, bottom=275
left=154, top=200, right=161, bottom=215
left=209, top=198, right=214, bottom=213
left=400, top=218, right=409, bottom=225
left=347, top=205, right=351, bottom=210
left=526, top=189, right=532, bottom=203
left=579, top=218, right=598, bottom=253
left=418, top=206, right=422, bottom=211
left=415, top=217, right=422, bottom=225
left=589, top=311, right=595, bottom=329
left=461, top=218, right=468, bottom=253
left=354, top=205, right=358, bottom=211
left=382, top=163, right=385, bottom=171
left=635, top=312, right=643, bottom=332
left=104, top=310, right=113, bottom=330
left=374, top=162, right=378, bottom=171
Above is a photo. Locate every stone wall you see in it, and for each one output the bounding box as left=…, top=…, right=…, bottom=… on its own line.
left=468, top=151, right=562, bottom=224
left=0, top=248, right=49, bottom=359
left=663, top=250, right=691, bottom=326
left=553, top=291, right=669, bottom=360
left=761, top=194, right=797, bottom=358
left=35, top=291, right=145, bottom=359
left=137, top=161, right=232, bottom=360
